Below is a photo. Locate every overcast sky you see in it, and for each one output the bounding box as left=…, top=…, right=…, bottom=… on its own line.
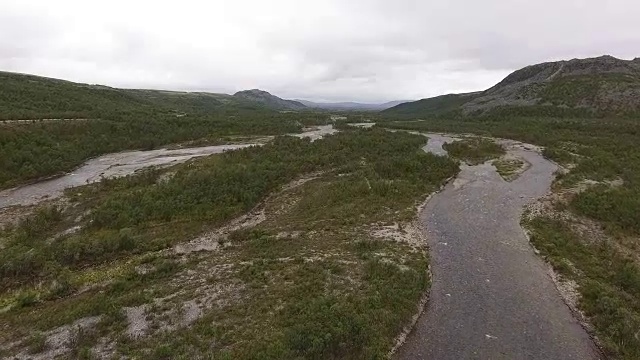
left=1, top=1, right=639, bottom=103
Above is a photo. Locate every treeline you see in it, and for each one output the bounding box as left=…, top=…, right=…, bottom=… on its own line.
left=0, top=111, right=331, bottom=189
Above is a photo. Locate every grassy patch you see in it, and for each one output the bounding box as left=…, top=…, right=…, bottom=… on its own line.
left=493, top=157, right=526, bottom=181
left=442, top=137, right=506, bottom=165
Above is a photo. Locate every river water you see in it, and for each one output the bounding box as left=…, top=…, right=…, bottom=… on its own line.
left=397, top=134, right=600, bottom=360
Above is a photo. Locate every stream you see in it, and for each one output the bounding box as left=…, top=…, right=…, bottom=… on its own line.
left=397, top=134, right=600, bottom=359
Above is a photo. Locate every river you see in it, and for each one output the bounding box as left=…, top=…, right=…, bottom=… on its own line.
left=0, top=125, right=338, bottom=209
left=397, top=134, right=600, bottom=359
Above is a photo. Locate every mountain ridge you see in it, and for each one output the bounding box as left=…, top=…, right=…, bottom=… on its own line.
left=384, top=55, right=640, bottom=118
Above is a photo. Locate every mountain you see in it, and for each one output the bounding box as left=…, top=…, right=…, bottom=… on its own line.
left=0, top=72, right=304, bottom=120
left=296, top=100, right=410, bottom=111
left=384, top=55, right=640, bottom=118
left=233, top=89, right=306, bottom=111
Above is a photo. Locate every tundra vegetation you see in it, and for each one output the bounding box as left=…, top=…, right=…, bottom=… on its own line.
left=379, top=115, right=640, bottom=359
left=0, top=111, right=332, bottom=190
left=441, top=137, right=505, bottom=165
left=0, top=128, right=458, bottom=359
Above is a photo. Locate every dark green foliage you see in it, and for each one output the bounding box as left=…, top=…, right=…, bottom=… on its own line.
left=0, top=113, right=313, bottom=189
left=229, top=253, right=429, bottom=359
left=572, top=186, right=640, bottom=235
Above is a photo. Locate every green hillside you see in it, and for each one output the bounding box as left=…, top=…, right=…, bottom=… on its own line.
left=0, top=72, right=299, bottom=120
left=382, top=92, right=481, bottom=117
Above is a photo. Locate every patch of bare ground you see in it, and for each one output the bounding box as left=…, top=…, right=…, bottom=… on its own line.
left=369, top=221, right=427, bottom=249
left=11, top=316, right=101, bottom=360
left=123, top=281, right=245, bottom=339
left=0, top=206, right=32, bottom=230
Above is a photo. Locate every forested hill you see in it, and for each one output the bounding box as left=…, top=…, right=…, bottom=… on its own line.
left=384, top=55, right=640, bottom=118
left=0, top=71, right=304, bottom=120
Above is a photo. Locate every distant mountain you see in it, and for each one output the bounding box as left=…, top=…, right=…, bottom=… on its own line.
left=297, top=99, right=410, bottom=111
left=384, top=55, right=640, bottom=118
left=234, top=89, right=307, bottom=111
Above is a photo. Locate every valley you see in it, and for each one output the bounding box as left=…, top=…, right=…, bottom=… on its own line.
left=1, top=55, right=640, bottom=359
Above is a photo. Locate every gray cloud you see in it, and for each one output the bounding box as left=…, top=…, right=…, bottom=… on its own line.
left=1, top=0, right=638, bottom=103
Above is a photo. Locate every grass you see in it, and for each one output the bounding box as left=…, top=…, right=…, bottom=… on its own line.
left=442, top=137, right=506, bottom=165
left=493, top=157, right=527, bottom=181
left=25, top=332, right=47, bottom=354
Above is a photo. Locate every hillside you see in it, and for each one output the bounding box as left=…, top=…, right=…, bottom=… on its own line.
left=0, top=72, right=303, bottom=120
left=384, top=55, right=640, bottom=118
left=296, top=99, right=409, bottom=111
left=382, top=93, right=482, bottom=117
left=233, top=89, right=306, bottom=110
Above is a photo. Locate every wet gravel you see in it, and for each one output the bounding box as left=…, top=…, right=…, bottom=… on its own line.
left=396, top=135, right=601, bottom=360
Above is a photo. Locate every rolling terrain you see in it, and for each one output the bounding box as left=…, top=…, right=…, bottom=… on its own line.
left=0, top=71, right=306, bottom=120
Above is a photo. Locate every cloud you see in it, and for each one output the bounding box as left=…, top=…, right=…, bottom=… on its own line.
left=0, top=0, right=638, bottom=102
